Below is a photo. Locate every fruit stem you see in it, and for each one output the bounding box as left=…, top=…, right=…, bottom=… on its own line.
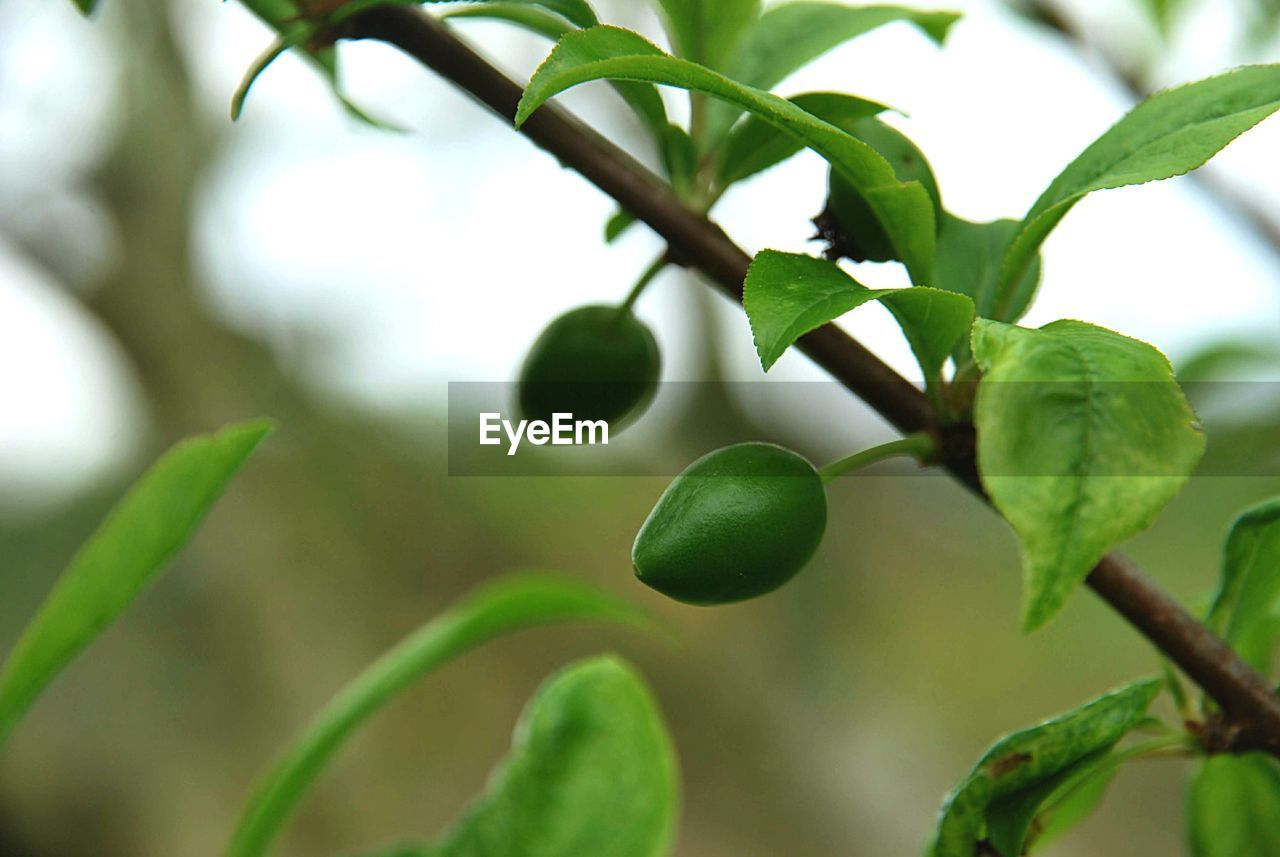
left=617, top=253, right=667, bottom=317
left=818, top=432, right=935, bottom=484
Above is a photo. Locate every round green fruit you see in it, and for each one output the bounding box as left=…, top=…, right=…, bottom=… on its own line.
left=632, top=442, right=828, bottom=605
left=822, top=117, right=942, bottom=264
left=517, top=305, right=661, bottom=427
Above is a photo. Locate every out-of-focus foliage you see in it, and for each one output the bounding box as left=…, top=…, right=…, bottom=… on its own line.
left=227, top=575, right=656, bottom=857
left=0, top=421, right=273, bottom=747
left=374, top=655, right=678, bottom=857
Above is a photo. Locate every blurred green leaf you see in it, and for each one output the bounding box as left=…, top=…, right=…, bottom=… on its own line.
left=743, top=250, right=973, bottom=378
left=233, top=0, right=393, bottom=126
left=1139, top=0, right=1187, bottom=37
left=653, top=0, right=761, bottom=68
left=708, top=2, right=958, bottom=143
left=1189, top=754, right=1280, bottom=857
left=0, top=419, right=274, bottom=747
left=1176, top=340, right=1280, bottom=383
left=231, top=38, right=293, bottom=121
left=934, top=214, right=1043, bottom=335
left=995, top=64, right=1280, bottom=320
left=351, top=658, right=676, bottom=857
left=972, top=320, right=1204, bottom=630
left=604, top=209, right=637, bottom=242
left=659, top=123, right=699, bottom=196
left=518, top=26, right=937, bottom=283
left=334, top=0, right=597, bottom=27
left=436, top=655, right=677, bottom=856
left=441, top=3, right=574, bottom=40
left=475, top=0, right=598, bottom=27
left=1206, top=498, right=1280, bottom=673
left=226, top=573, right=654, bottom=857
left=930, top=678, right=1160, bottom=857
left=715, top=92, right=888, bottom=189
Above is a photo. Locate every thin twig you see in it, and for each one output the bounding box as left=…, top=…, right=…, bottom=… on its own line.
left=345, top=6, right=1280, bottom=755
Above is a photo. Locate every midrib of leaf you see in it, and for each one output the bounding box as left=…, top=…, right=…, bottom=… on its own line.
left=1047, top=338, right=1101, bottom=594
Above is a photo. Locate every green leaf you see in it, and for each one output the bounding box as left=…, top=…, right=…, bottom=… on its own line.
left=441, top=3, right=574, bottom=40
left=972, top=320, right=1205, bottom=630
left=715, top=92, right=888, bottom=189
left=994, top=64, right=1280, bottom=319
left=335, top=0, right=597, bottom=28
left=659, top=124, right=699, bottom=196
left=72, top=0, right=98, bottom=15
left=1176, top=340, right=1280, bottom=383
left=519, top=26, right=937, bottom=284
left=0, top=420, right=274, bottom=747
left=431, top=0, right=676, bottom=154
left=985, top=750, right=1117, bottom=856
left=821, top=117, right=942, bottom=265
left=604, top=209, right=637, bottom=242
left=1022, top=754, right=1120, bottom=853
left=708, top=2, right=959, bottom=143
left=233, top=0, right=393, bottom=127
left=472, top=0, right=597, bottom=28
left=232, top=38, right=294, bottom=121
left=933, top=214, right=1043, bottom=333
left=1140, top=0, right=1186, bottom=37
left=1206, top=498, right=1280, bottom=672
left=653, top=0, right=761, bottom=68
left=431, top=655, right=677, bottom=856
left=225, top=574, right=654, bottom=857
left=743, top=250, right=973, bottom=379
left=930, top=678, right=1160, bottom=857
left=1189, top=754, right=1280, bottom=857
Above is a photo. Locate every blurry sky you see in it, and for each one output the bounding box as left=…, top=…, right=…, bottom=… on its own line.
left=2, top=0, right=1279, bottom=514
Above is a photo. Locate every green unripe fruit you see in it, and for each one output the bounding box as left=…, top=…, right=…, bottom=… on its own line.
left=820, top=117, right=942, bottom=264
left=632, top=442, right=828, bottom=605
left=517, top=305, right=661, bottom=427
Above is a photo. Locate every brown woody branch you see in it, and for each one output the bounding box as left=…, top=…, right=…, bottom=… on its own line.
left=345, top=6, right=1280, bottom=755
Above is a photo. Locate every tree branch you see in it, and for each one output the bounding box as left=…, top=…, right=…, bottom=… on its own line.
left=345, top=5, right=1280, bottom=755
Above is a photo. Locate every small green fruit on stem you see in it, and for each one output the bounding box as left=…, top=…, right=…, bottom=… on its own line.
left=815, top=118, right=942, bottom=265
left=517, top=304, right=661, bottom=427
left=633, top=434, right=936, bottom=605
left=632, top=443, right=827, bottom=605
